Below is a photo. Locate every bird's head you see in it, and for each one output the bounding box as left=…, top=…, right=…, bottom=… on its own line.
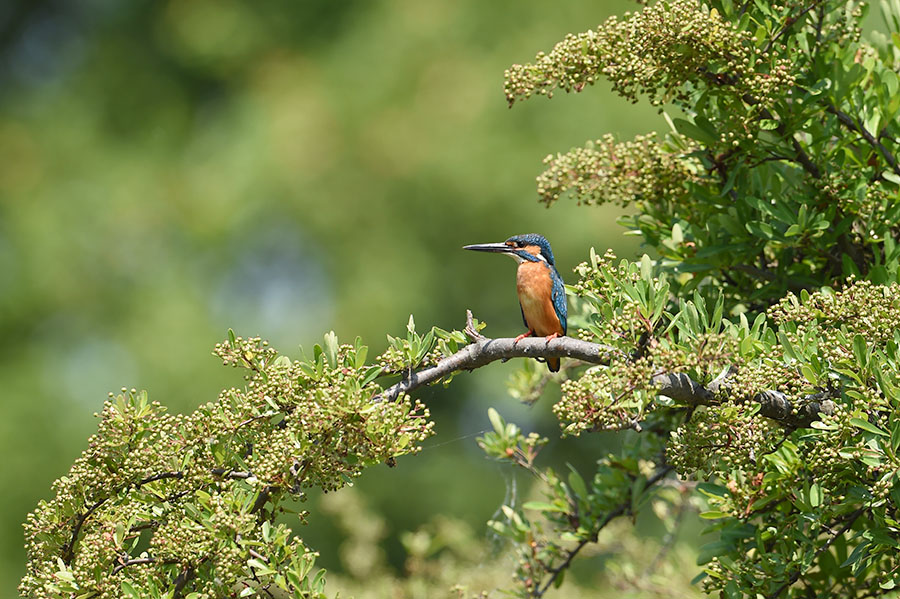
left=463, top=233, right=556, bottom=266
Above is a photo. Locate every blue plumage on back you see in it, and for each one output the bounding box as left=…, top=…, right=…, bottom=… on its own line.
left=550, top=266, right=567, bottom=335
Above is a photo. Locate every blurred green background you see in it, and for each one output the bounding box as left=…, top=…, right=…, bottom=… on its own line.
left=0, top=0, right=675, bottom=595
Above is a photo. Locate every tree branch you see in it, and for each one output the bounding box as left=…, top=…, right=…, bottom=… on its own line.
left=65, top=468, right=259, bottom=567
left=112, top=556, right=179, bottom=575
left=377, top=313, right=836, bottom=429
left=653, top=372, right=836, bottom=428
left=63, top=471, right=185, bottom=565
left=696, top=67, right=823, bottom=179
left=826, top=104, right=900, bottom=177
left=533, top=465, right=675, bottom=598
left=752, top=100, right=822, bottom=179
left=751, top=389, right=836, bottom=429
left=173, top=564, right=196, bottom=599
left=376, top=325, right=615, bottom=403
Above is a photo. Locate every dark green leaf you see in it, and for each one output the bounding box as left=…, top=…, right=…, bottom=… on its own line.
left=850, top=416, right=888, bottom=436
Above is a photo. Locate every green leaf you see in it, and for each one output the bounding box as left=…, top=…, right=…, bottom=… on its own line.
left=673, top=117, right=718, bottom=145
left=886, top=172, right=900, bottom=187
left=842, top=253, right=861, bottom=277
left=697, top=540, right=733, bottom=565
left=640, top=253, right=653, bottom=279
left=785, top=224, right=802, bottom=237
left=355, top=344, right=368, bottom=368
left=850, top=416, right=889, bottom=436
left=554, top=568, right=566, bottom=588
left=323, top=331, right=339, bottom=368
left=522, top=501, right=567, bottom=513
left=699, top=510, right=730, bottom=519
left=840, top=540, right=870, bottom=569
left=800, top=364, right=818, bottom=385
left=488, top=408, right=505, bottom=435
left=805, top=78, right=830, bottom=96
left=809, top=483, right=824, bottom=507
left=697, top=482, right=730, bottom=499
left=671, top=223, right=684, bottom=245
left=249, top=558, right=276, bottom=576
left=778, top=331, right=797, bottom=361
left=567, top=466, right=588, bottom=500
left=853, top=334, right=868, bottom=367
left=121, top=581, right=140, bottom=599
left=360, top=365, right=383, bottom=387
left=312, top=568, right=327, bottom=592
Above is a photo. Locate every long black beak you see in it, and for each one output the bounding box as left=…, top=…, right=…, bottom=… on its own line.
left=463, top=242, right=512, bottom=254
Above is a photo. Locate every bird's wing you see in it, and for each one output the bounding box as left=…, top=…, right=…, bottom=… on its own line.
left=551, top=267, right=567, bottom=335
left=519, top=302, right=529, bottom=330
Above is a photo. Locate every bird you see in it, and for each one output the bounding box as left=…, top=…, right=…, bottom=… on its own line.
left=463, top=233, right=567, bottom=371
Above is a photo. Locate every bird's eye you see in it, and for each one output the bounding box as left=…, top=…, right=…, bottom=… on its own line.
left=516, top=241, right=525, bottom=248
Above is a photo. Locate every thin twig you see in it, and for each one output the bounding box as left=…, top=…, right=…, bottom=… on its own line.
left=66, top=466, right=260, bottom=566
left=464, top=309, right=487, bottom=341
left=767, top=506, right=866, bottom=598
left=128, top=521, right=159, bottom=533
left=210, top=468, right=254, bottom=479
left=533, top=465, right=675, bottom=598
left=112, top=556, right=178, bottom=575
left=762, top=2, right=822, bottom=54
left=63, top=471, right=184, bottom=564
left=173, top=557, right=208, bottom=599
left=730, top=89, right=822, bottom=178
left=729, top=88, right=822, bottom=179
left=826, top=104, right=900, bottom=177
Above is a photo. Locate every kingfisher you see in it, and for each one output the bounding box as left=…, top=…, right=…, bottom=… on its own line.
left=463, top=233, right=567, bottom=371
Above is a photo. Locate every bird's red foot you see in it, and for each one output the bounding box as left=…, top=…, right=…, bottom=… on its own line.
left=513, top=330, right=533, bottom=344
left=544, top=332, right=561, bottom=345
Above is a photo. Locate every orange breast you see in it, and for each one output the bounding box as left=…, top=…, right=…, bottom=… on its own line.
left=516, top=262, right=563, bottom=337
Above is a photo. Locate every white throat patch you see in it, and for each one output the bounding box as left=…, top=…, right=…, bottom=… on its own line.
left=507, top=252, right=547, bottom=265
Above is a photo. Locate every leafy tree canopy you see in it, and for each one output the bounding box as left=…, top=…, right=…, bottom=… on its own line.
left=21, top=0, right=900, bottom=598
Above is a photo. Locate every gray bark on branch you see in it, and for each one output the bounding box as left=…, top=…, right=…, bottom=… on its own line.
left=377, top=335, right=613, bottom=402
left=652, top=373, right=836, bottom=428
left=378, top=313, right=835, bottom=429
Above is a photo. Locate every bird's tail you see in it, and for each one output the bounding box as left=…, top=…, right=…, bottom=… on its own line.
left=546, top=357, right=560, bottom=372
